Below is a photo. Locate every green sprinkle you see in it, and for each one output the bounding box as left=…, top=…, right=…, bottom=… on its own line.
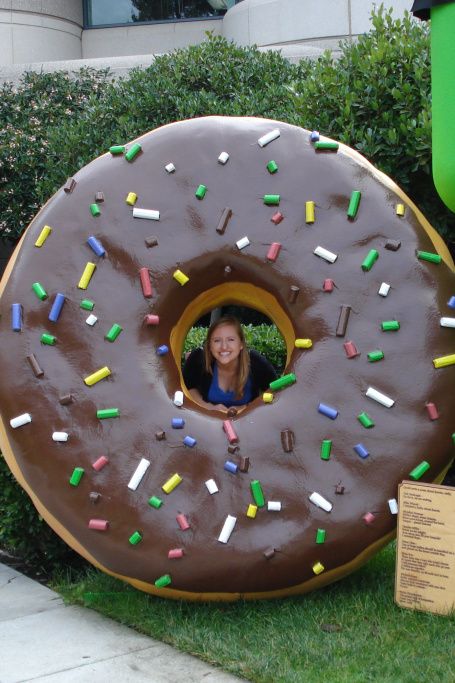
left=155, top=574, right=172, bottom=588
left=40, top=333, right=56, bottom=345
left=316, top=528, right=326, bottom=544
left=382, top=320, right=400, bottom=331
left=367, top=350, right=384, bottom=362
left=250, top=480, right=265, bottom=507
left=148, top=496, right=163, bottom=509
left=409, top=461, right=430, bottom=481
left=267, top=160, right=279, bottom=174
left=129, top=531, right=142, bottom=545
left=195, top=184, right=207, bottom=200
left=69, top=467, right=84, bottom=486
left=314, top=141, right=339, bottom=151
left=90, top=203, right=101, bottom=217
left=361, top=249, right=379, bottom=272
left=125, top=143, right=142, bottom=162
left=109, top=145, right=125, bottom=155
left=97, top=408, right=120, bottom=419
left=105, top=323, right=123, bottom=343
left=80, top=299, right=95, bottom=311
left=357, top=412, right=375, bottom=428
left=269, top=373, right=296, bottom=391
left=417, top=251, right=442, bottom=264
left=263, top=194, right=280, bottom=206
left=347, top=190, right=361, bottom=218
left=32, top=282, right=48, bottom=301
left=320, top=440, right=332, bottom=461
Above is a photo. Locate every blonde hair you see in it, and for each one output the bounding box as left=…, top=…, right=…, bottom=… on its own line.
left=204, top=316, right=250, bottom=399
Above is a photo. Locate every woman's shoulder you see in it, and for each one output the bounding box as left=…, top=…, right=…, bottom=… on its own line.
left=249, top=349, right=278, bottom=379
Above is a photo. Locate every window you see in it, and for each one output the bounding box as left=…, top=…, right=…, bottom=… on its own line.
left=85, top=0, right=232, bottom=27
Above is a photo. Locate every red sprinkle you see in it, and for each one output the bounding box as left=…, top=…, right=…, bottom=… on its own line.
left=139, top=267, right=153, bottom=298
left=343, top=340, right=359, bottom=358
left=323, top=278, right=335, bottom=292
left=425, top=402, right=439, bottom=421
left=176, top=514, right=190, bottom=531
left=92, top=455, right=109, bottom=471
left=168, top=548, right=184, bottom=559
left=271, top=212, right=283, bottom=225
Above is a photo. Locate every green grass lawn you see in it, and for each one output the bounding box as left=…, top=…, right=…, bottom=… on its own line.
left=54, top=542, right=454, bottom=683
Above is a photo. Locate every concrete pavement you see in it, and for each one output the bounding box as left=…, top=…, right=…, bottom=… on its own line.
left=0, top=562, right=247, bottom=683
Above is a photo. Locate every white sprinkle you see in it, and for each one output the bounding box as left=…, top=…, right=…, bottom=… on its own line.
left=10, top=413, right=32, bottom=429
left=52, top=432, right=69, bottom=442
left=127, top=458, right=150, bottom=491
left=314, top=246, right=338, bottom=263
left=309, top=492, right=333, bottom=513
left=267, top=501, right=282, bottom=511
left=133, top=207, right=160, bottom=221
left=388, top=498, right=398, bottom=515
left=258, top=128, right=280, bottom=147
left=366, top=386, right=395, bottom=408
left=218, top=152, right=229, bottom=165
left=236, top=236, right=250, bottom=251
left=173, top=390, right=184, bottom=407
left=440, top=317, right=455, bottom=328
left=85, top=314, right=98, bottom=326
left=218, top=515, right=237, bottom=544
left=378, top=282, right=391, bottom=297
left=165, top=162, right=175, bottom=173
left=205, top=479, right=219, bottom=495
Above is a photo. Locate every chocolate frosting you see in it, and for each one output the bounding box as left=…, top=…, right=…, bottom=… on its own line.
left=0, top=117, right=454, bottom=598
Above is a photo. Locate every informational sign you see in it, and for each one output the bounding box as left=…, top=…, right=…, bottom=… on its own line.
left=395, top=481, right=455, bottom=615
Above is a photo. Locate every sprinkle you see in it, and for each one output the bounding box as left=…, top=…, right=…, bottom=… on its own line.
left=52, top=432, right=68, bottom=442
left=314, top=245, right=338, bottom=263
left=448, top=296, right=455, bottom=309
left=382, top=320, right=400, bottom=331
left=223, top=420, right=238, bottom=444
left=378, top=282, right=391, bottom=297
left=271, top=211, right=283, bottom=224
left=224, top=460, right=238, bottom=474
left=155, top=430, right=166, bottom=440
left=236, top=236, right=250, bottom=250
left=269, top=374, right=296, bottom=391
left=310, top=131, right=320, bottom=142
left=133, top=207, right=160, bottom=220
left=385, top=239, right=401, bottom=251
left=155, top=574, right=172, bottom=588
left=127, top=458, right=150, bottom=491
left=86, top=314, right=97, bottom=326
left=320, top=440, right=332, bottom=461
left=250, top=480, right=265, bottom=507
left=80, top=299, right=94, bottom=310
left=417, top=251, right=441, bottom=264
left=239, top=456, right=250, bottom=472
left=367, top=350, right=384, bottom=362
left=32, top=282, right=48, bottom=301
left=148, top=496, right=163, bottom=509
left=336, top=305, right=351, bottom=337
left=357, top=411, right=374, bottom=428
left=88, top=519, right=109, bottom=531
left=156, top=345, right=169, bottom=356
left=266, top=242, right=282, bottom=262
left=347, top=190, right=361, bottom=218
left=92, top=456, right=109, bottom=471
left=258, top=129, right=280, bottom=147
left=48, top=293, right=65, bottom=323
left=125, top=143, right=142, bottom=162
left=78, top=262, right=96, bottom=290
left=396, top=203, right=405, bottom=216
left=11, top=303, right=22, bottom=331
left=247, top=504, right=257, bottom=519
left=440, top=317, right=455, bottom=328
left=173, top=269, right=189, bottom=285
left=70, top=467, right=84, bottom=486
left=264, top=547, right=275, bottom=559
left=388, top=498, right=398, bottom=514
left=195, top=184, right=207, bottom=200
left=10, top=413, right=32, bottom=429
left=176, top=513, right=190, bottom=531
left=171, top=391, right=183, bottom=407
left=162, top=474, right=182, bottom=494
left=172, top=417, right=185, bottom=429
left=316, top=529, right=326, bottom=544
left=314, top=141, right=339, bottom=151
left=35, top=225, right=52, bottom=247
left=59, top=394, right=73, bottom=405
left=129, top=531, right=142, bottom=545
left=363, top=512, right=375, bottom=525
left=144, top=314, right=159, bottom=326
left=168, top=548, right=184, bottom=559
left=263, top=194, right=280, bottom=206
left=218, top=152, right=229, bottom=164
left=27, top=354, right=44, bottom=378
left=323, top=279, right=335, bottom=292
left=409, top=461, right=430, bottom=480
left=361, top=249, right=379, bottom=272
left=344, top=340, right=359, bottom=358
left=63, top=177, right=76, bottom=193
left=335, top=484, right=345, bottom=495
left=139, top=268, right=153, bottom=298
left=268, top=501, right=282, bottom=511
left=216, top=207, right=232, bottom=235
left=306, top=201, right=315, bottom=224
left=90, top=203, right=100, bottom=217
left=105, top=323, right=122, bottom=342
left=89, top=492, right=101, bottom=503
left=86, top=235, right=105, bottom=259
left=165, top=162, right=175, bottom=173
left=433, top=354, right=455, bottom=368
left=183, top=436, right=197, bottom=448
left=262, top=392, right=274, bottom=403
left=425, top=402, right=439, bottom=420
left=267, top=160, right=278, bottom=174
left=281, top=429, right=295, bottom=452
left=205, top=479, right=219, bottom=495
left=109, top=145, right=125, bottom=155
left=354, top=443, right=369, bottom=459
left=95, top=192, right=104, bottom=203
left=365, top=387, right=394, bottom=408
left=318, top=403, right=338, bottom=420
left=97, top=408, right=120, bottom=418
left=312, top=562, right=325, bottom=575
left=295, top=338, right=312, bottom=349
left=40, top=333, right=56, bottom=345
left=288, top=285, right=300, bottom=303
left=218, top=515, right=237, bottom=543
left=84, top=366, right=111, bottom=387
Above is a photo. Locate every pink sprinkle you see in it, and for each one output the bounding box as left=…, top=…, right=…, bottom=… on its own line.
left=176, top=514, right=190, bottom=531
left=343, top=341, right=359, bottom=358
left=323, top=278, right=335, bottom=292
left=266, top=242, right=282, bottom=262
left=168, top=548, right=184, bottom=559
left=144, top=314, right=160, bottom=325
left=88, top=518, right=109, bottom=531
left=92, top=455, right=109, bottom=471
left=139, top=267, right=153, bottom=298
left=363, top=512, right=375, bottom=525
left=425, top=402, right=439, bottom=421
left=223, top=420, right=238, bottom=444
left=271, top=212, right=283, bottom=225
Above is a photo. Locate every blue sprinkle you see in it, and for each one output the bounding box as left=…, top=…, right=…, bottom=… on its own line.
left=11, top=303, right=22, bottom=331
left=448, top=296, right=455, bottom=309
left=48, top=293, right=65, bottom=322
left=87, top=235, right=105, bottom=257
left=172, top=417, right=185, bottom=429
left=318, top=403, right=338, bottom=420
left=156, top=345, right=169, bottom=356
left=310, top=130, right=320, bottom=142
left=183, top=435, right=196, bottom=448
left=224, top=460, right=238, bottom=474
left=354, top=443, right=369, bottom=459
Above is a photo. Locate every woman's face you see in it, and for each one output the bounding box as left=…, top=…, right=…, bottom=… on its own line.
left=209, top=323, right=243, bottom=367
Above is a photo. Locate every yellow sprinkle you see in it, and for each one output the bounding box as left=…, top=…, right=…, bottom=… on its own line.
left=78, top=262, right=96, bottom=290
left=84, top=366, right=111, bottom=386
left=295, top=338, right=313, bottom=349
left=162, top=473, right=182, bottom=494
left=35, top=225, right=52, bottom=247
left=126, top=192, right=138, bottom=206
left=396, top=203, right=405, bottom=216
left=173, top=269, right=189, bottom=286
left=247, top=504, right=258, bottom=519
left=312, top=562, right=325, bottom=575
left=262, top=392, right=274, bottom=403
left=433, top=353, right=455, bottom=369
left=305, top=201, right=315, bottom=224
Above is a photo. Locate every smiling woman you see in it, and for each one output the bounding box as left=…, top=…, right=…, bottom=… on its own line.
left=85, top=0, right=227, bottom=26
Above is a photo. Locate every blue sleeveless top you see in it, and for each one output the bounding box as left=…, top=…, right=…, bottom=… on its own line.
left=207, top=364, right=253, bottom=407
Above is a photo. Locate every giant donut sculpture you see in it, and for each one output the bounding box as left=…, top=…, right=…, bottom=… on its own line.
left=0, top=117, right=454, bottom=601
